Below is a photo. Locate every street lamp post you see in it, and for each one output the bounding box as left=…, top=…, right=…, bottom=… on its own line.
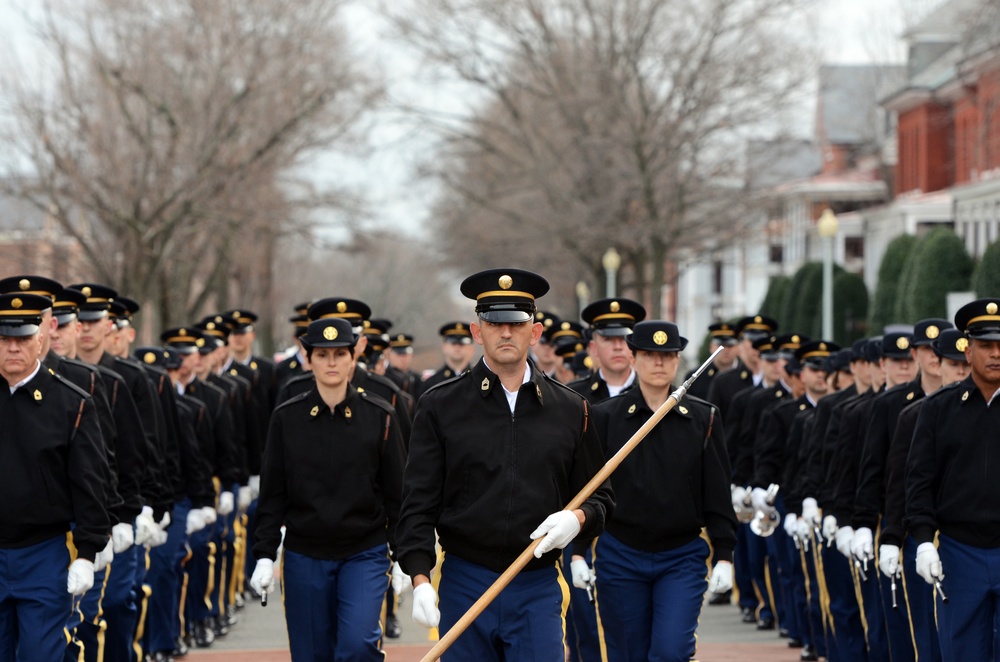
left=575, top=281, right=591, bottom=320
left=817, top=208, right=839, bottom=341
left=602, top=247, right=621, bottom=298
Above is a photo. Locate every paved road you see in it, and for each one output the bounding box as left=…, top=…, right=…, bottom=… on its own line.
left=188, top=591, right=805, bottom=661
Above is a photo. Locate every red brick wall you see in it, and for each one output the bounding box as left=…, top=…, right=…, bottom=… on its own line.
left=896, top=102, right=953, bottom=195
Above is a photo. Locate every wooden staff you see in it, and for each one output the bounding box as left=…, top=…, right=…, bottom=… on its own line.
left=419, top=346, right=724, bottom=662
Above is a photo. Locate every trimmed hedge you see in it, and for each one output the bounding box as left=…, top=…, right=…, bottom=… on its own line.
left=869, top=234, right=917, bottom=332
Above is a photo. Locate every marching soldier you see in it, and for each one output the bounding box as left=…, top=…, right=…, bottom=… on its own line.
left=905, top=299, right=1000, bottom=660
left=531, top=310, right=561, bottom=378
left=567, top=297, right=646, bottom=404
left=418, top=321, right=477, bottom=395
left=396, top=268, right=614, bottom=661
left=580, top=320, right=736, bottom=660
left=0, top=292, right=110, bottom=661
left=706, top=315, right=778, bottom=414
left=685, top=321, right=739, bottom=401
left=385, top=332, right=423, bottom=399
left=275, top=303, right=312, bottom=387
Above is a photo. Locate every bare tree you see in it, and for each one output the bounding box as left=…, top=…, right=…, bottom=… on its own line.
left=0, top=0, right=381, bottom=341
left=387, top=0, right=813, bottom=316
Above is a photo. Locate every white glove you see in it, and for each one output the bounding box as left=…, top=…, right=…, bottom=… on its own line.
left=801, top=497, right=820, bottom=527
left=94, top=538, right=114, bottom=573
left=412, top=583, right=440, bottom=628
left=879, top=544, right=901, bottom=578
left=186, top=508, right=207, bottom=535
left=822, top=515, right=838, bottom=541
left=111, top=521, right=135, bottom=554
left=783, top=513, right=798, bottom=537
left=201, top=506, right=218, bottom=525
left=915, top=542, right=943, bottom=585
left=248, top=475, right=261, bottom=500
left=731, top=485, right=747, bottom=509
left=218, top=491, right=235, bottom=516
left=391, top=562, right=412, bottom=595
left=530, top=511, right=582, bottom=558
left=238, top=486, right=252, bottom=512
left=851, top=527, right=874, bottom=562
left=67, top=558, right=95, bottom=595
left=134, top=506, right=158, bottom=546
left=750, top=487, right=770, bottom=512
left=570, top=558, right=595, bottom=589
left=250, top=558, right=274, bottom=596
left=158, top=512, right=172, bottom=530
left=150, top=526, right=168, bottom=548
left=835, top=525, right=855, bottom=558
left=796, top=517, right=813, bottom=546
left=708, top=562, right=733, bottom=593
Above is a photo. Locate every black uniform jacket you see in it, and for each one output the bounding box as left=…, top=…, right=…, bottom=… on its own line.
left=805, top=384, right=857, bottom=508
left=906, top=377, right=1000, bottom=548
left=751, top=395, right=812, bottom=489
left=566, top=370, right=633, bottom=405
left=828, top=389, right=878, bottom=522
left=417, top=363, right=470, bottom=399
left=0, top=365, right=110, bottom=560
left=731, top=384, right=787, bottom=485
left=852, top=378, right=925, bottom=531
left=397, top=358, right=614, bottom=578
left=706, top=360, right=752, bottom=412
left=880, top=398, right=923, bottom=547
left=254, top=385, right=405, bottom=562
left=590, top=387, right=736, bottom=561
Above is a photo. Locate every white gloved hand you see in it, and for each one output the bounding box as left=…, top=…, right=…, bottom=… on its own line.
left=796, top=517, right=813, bottom=546
left=570, top=558, right=595, bottom=589
left=750, top=487, right=770, bottom=512
left=150, top=526, right=168, bottom=548
left=250, top=558, right=274, bottom=596
left=134, top=506, right=159, bottom=546
left=879, top=544, right=901, bottom=578
left=801, top=497, right=820, bottom=527
left=111, top=521, right=135, bottom=554
left=238, top=486, right=252, bottom=512
left=783, top=513, right=798, bottom=537
left=412, top=583, right=440, bottom=628
left=822, top=514, right=838, bottom=542
left=186, top=508, right=207, bottom=535
left=851, top=527, right=874, bottom=562
left=530, top=511, right=582, bottom=558
left=201, top=506, right=218, bottom=525
left=391, top=562, right=412, bottom=595
left=248, top=475, right=261, bottom=500
left=915, top=542, right=944, bottom=585
left=708, top=562, right=733, bottom=593
left=731, top=485, right=747, bottom=509
left=158, top=512, right=171, bottom=530
left=94, top=538, right=114, bottom=573
left=67, top=558, right=95, bottom=595
left=218, top=491, right=235, bottom=516
left=835, top=526, right=855, bottom=558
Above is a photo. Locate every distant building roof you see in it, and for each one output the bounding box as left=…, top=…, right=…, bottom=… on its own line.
left=746, top=139, right=822, bottom=190
left=819, top=65, right=907, bottom=146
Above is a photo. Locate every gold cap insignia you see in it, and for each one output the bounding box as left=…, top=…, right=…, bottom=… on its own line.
left=678, top=406, right=688, bottom=414
left=584, top=356, right=593, bottom=369
left=956, top=337, right=969, bottom=352
left=233, top=311, right=241, bottom=318
left=214, top=316, right=223, bottom=323
left=754, top=316, right=762, bottom=323
left=337, top=301, right=347, bottom=313
left=323, top=326, right=338, bottom=341
left=310, top=405, right=319, bottom=416
left=575, top=343, right=584, bottom=351
left=561, top=322, right=570, bottom=330
left=82, top=286, right=92, bottom=297
left=906, top=391, right=914, bottom=401
left=819, top=342, right=827, bottom=351
left=481, top=377, right=490, bottom=391
left=18, top=279, right=29, bottom=291
left=207, top=322, right=216, bottom=330
left=926, top=325, right=940, bottom=339
left=363, top=320, right=371, bottom=328
left=896, top=337, right=909, bottom=350
left=143, top=352, right=156, bottom=364
left=792, top=335, right=800, bottom=343
left=544, top=318, right=553, bottom=327
left=610, top=301, right=620, bottom=313
left=457, top=323, right=464, bottom=330
left=962, top=391, right=969, bottom=402
left=653, top=331, right=668, bottom=346
left=179, top=328, right=186, bottom=336
left=33, top=389, right=42, bottom=401
left=344, top=407, right=351, bottom=419
left=989, top=302, right=999, bottom=315
left=591, top=381, right=599, bottom=391
left=498, top=275, right=513, bottom=290
left=10, top=298, right=22, bottom=309
left=195, top=338, right=205, bottom=347
left=628, top=404, right=636, bottom=414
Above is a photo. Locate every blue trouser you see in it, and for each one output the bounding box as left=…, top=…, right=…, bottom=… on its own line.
left=902, top=535, right=941, bottom=662
left=561, top=546, right=602, bottom=662
left=102, top=544, right=139, bottom=662
left=747, top=528, right=778, bottom=623
left=439, top=553, right=566, bottom=662
left=878, top=559, right=914, bottom=662
left=595, top=533, right=707, bottom=662
left=144, top=500, right=190, bottom=654
left=185, top=523, right=215, bottom=628
left=130, top=545, right=149, bottom=662
left=212, top=502, right=237, bottom=618
left=734, top=523, right=759, bottom=611
left=822, top=543, right=866, bottom=661
left=282, top=545, right=389, bottom=662
left=857, top=553, right=889, bottom=660
left=244, top=498, right=258, bottom=592
left=783, top=531, right=810, bottom=647
left=935, top=535, right=1000, bottom=661
left=67, top=564, right=105, bottom=662
left=0, top=535, right=72, bottom=662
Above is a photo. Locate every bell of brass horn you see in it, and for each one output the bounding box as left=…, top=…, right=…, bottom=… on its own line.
left=735, top=492, right=754, bottom=524
left=750, top=507, right=780, bottom=537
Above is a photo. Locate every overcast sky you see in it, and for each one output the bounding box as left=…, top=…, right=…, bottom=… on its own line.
left=0, top=0, right=944, bottom=238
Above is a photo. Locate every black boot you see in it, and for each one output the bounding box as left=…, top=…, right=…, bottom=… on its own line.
left=800, top=644, right=819, bottom=661
left=193, top=620, right=215, bottom=648
left=172, top=635, right=189, bottom=657
left=707, top=589, right=732, bottom=605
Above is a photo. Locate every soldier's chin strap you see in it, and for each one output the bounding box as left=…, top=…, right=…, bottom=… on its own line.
left=418, top=347, right=724, bottom=662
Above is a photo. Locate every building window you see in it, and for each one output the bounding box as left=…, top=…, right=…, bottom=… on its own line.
left=769, top=244, right=783, bottom=264
left=845, top=237, right=864, bottom=260
left=713, top=261, right=723, bottom=295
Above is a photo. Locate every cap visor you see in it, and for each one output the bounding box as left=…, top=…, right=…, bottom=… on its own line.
left=478, top=310, right=533, bottom=323
left=594, top=326, right=633, bottom=337
left=78, top=311, right=108, bottom=321
left=0, top=324, right=39, bottom=337
left=968, top=330, right=1000, bottom=341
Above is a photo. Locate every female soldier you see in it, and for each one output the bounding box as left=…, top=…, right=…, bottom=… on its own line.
left=250, top=317, right=406, bottom=661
